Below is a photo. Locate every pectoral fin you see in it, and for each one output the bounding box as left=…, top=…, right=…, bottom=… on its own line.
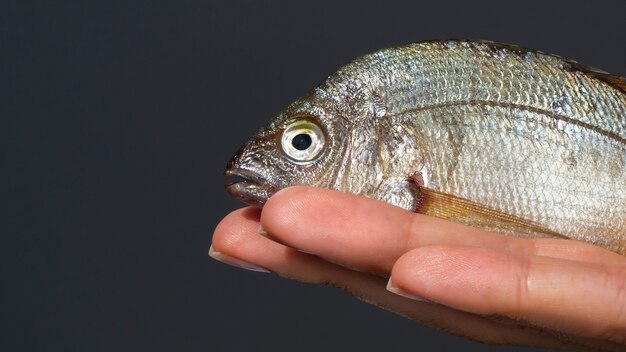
left=416, top=187, right=568, bottom=240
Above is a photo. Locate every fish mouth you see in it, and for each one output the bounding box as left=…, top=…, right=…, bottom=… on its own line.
left=224, top=168, right=271, bottom=207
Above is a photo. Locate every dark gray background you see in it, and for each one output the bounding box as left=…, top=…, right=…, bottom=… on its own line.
left=3, top=1, right=625, bottom=351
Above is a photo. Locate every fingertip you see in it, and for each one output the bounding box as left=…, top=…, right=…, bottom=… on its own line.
left=211, top=206, right=261, bottom=256
left=262, top=186, right=320, bottom=226
left=261, top=187, right=307, bottom=242
left=390, top=246, right=499, bottom=305
left=390, top=246, right=454, bottom=293
left=261, top=186, right=349, bottom=242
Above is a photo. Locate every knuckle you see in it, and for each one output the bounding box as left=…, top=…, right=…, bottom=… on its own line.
left=514, top=255, right=533, bottom=311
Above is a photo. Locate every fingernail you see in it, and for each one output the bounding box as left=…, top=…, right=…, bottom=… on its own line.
left=257, top=225, right=269, bottom=238
left=386, top=278, right=433, bottom=303
left=208, top=245, right=270, bottom=273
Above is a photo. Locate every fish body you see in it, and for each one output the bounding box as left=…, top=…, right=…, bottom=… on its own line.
left=226, top=40, right=626, bottom=255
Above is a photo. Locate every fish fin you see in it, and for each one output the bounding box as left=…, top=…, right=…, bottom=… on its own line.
left=562, top=60, right=626, bottom=94
left=415, top=187, right=568, bottom=240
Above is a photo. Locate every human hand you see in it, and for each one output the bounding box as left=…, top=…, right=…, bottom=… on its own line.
left=211, top=186, right=626, bottom=351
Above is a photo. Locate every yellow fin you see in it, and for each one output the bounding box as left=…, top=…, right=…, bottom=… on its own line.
left=417, top=188, right=568, bottom=240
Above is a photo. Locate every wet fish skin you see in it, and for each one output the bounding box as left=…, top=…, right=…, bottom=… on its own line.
left=226, top=40, right=626, bottom=255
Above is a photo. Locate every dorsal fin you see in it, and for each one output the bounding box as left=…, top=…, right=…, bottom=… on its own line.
left=565, top=59, right=626, bottom=94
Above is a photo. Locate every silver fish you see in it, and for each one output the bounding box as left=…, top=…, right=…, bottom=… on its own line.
left=225, top=40, right=626, bottom=255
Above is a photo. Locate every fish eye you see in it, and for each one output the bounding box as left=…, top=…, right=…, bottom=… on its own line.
left=291, top=133, right=312, bottom=150
left=281, top=120, right=325, bottom=162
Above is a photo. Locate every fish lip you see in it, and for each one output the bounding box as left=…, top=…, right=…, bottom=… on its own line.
left=224, top=167, right=267, bottom=186
left=224, top=167, right=270, bottom=207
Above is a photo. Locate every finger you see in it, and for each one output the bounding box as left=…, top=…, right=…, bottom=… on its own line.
left=389, top=245, right=626, bottom=345
left=260, top=187, right=624, bottom=276
left=211, top=208, right=616, bottom=351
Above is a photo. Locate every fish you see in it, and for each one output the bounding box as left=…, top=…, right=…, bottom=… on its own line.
left=225, top=40, right=626, bottom=256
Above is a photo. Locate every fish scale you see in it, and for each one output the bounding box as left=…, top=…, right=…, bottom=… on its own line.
left=226, top=40, right=626, bottom=255
left=389, top=101, right=624, bottom=252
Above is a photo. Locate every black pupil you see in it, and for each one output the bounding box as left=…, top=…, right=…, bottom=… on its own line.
left=291, top=133, right=312, bottom=151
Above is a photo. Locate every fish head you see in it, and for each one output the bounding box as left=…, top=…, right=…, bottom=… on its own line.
left=225, top=85, right=358, bottom=207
